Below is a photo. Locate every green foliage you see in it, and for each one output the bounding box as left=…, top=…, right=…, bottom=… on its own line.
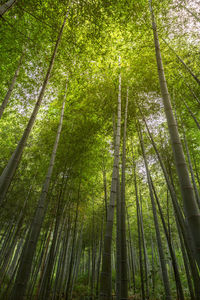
left=0, top=0, right=200, bottom=298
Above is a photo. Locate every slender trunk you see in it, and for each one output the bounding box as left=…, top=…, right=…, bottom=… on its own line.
left=103, top=168, right=108, bottom=221
left=151, top=178, right=184, bottom=300
left=38, top=199, right=63, bottom=299
left=34, top=222, right=54, bottom=299
left=99, top=58, right=121, bottom=300
left=192, top=152, right=200, bottom=191
left=162, top=38, right=200, bottom=86
left=0, top=0, right=18, bottom=16
left=91, top=198, right=96, bottom=300
left=27, top=225, right=50, bottom=299
left=70, top=225, right=83, bottom=299
left=116, top=173, right=121, bottom=300
left=54, top=216, right=71, bottom=298
left=149, top=0, right=200, bottom=266
left=120, top=88, right=128, bottom=300
left=0, top=52, right=24, bottom=118
left=65, top=197, right=80, bottom=300
left=139, top=126, right=172, bottom=300
left=96, top=215, right=104, bottom=299
left=126, top=209, right=136, bottom=294
left=139, top=195, right=149, bottom=299
left=139, top=108, right=186, bottom=246
left=182, top=126, right=200, bottom=208
left=151, top=238, right=155, bottom=297
left=179, top=74, right=200, bottom=106
left=178, top=222, right=195, bottom=300
left=140, top=111, right=200, bottom=297
left=169, top=169, right=200, bottom=299
left=134, top=166, right=145, bottom=300
left=0, top=187, right=30, bottom=285
left=88, top=247, right=91, bottom=289
left=182, top=98, right=200, bottom=130
left=0, top=14, right=67, bottom=204
left=37, top=176, right=68, bottom=297
left=11, top=97, right=66, bottom=300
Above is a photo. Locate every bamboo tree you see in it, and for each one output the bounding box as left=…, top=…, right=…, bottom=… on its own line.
left=162, top=38, right=200, bottom=86
left=0, top=14, right=68, bottom=204
left=0, top=0, right=18, bottom=16
left=0, top=186, right=30, bottom=285
left=133, top=165, right=145, bottom=300
left=54, top=214, right=72, bottom=298
left=103, top=168, right=108, bottom=221
left=139, top=125, right=172, bottom=300
left=149, top=0, right=200, bottom=267
left=182, top=126, right=200, bottom=208
left=70, top=223, right=84, bottom=299
left=192, top=152, right=200, bottom=191
left=65, top=197, right=80, bottom=300
left=182, top=98, right=200, bottom=130
left=0, top=51, right=24, bottom=119
left=177, top=221, right=196, bottom=300
left=96, top=214, right=104, bottom=299
left=116, top=173, right=121, bottom=300
left=11, top=94, right=66, bottom=300
left=183, top=80, right=200, bottom=106
left=139, top=194, right=150, bottom=299
left=151, top=178, right=184, bottom=300
left=126, top=208, right=136, bottom=294
left=139, top=109, right=200, bottom=297
left=91, top=197, right=96, bottom=300
left=120, top=87, right=128, bottom=300
left=38, top=194, right=63, bottom=299
left=100, top=58, right=121, bottom=300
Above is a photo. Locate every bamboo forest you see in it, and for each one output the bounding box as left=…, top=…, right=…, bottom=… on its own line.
left=1, top=0, right=200, bottom=299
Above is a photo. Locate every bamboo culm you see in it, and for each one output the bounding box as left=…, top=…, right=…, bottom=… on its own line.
left=0, top=14, right=68, bottom=204
left=149, top=0, right=200, bottom=268
left=99, top=58, right=121, bottom=300
left=139, top=125, right=172, bottom=300
left=0, top=0, right=18, bottom=16
left=0, top=51, right=24, bottom=119
left=11, top=96, right=66, bottom=300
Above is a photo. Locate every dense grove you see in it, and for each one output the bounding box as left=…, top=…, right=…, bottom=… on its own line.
left=0, top=0, right=200, bottom=299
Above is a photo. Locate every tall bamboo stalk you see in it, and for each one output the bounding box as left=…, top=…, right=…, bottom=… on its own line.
left=0, top=14, right=68, bottom=204
left=100, top=58, right=121, bottom=300
left=149, top=0, right=200, bottom=267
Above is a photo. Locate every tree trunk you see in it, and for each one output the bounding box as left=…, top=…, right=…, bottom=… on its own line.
left=99, top=58, right=121, bottom=300
left=149, top=0, right=200, bottom=267
left=182, top=126, right=200, bottom=208
left=134, top=165, right=145, bottom=300
left=0, top=51, right=24, bottom=119
left=103, top=168, right=108, bottom=222
left=139, top=125, right=172, bottom=300
left=116, top=173, right=121, bottom=300
left=0, top=14, right=68, bottom=204
left=140, top=110, right=200, bottom=297
left=11, top=96, right=66, bottom=300
left=65, top=196, right=80, bottom=300
left=182, top=98, right=200, bottom=130
left=120, top=87, right=128, bottom=300
left=0, top=0, right=18, bottom=16
left=139, top=195, right=149, bottom=299
left=162, top=38, right=200, bottom=86
left=96, top=215, right=104, bottom=299
left=126, top=209, right=136, bottom=294
left=178, top=222, right=195, bottom=300
left=151, top=178, right=184, bottom=300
